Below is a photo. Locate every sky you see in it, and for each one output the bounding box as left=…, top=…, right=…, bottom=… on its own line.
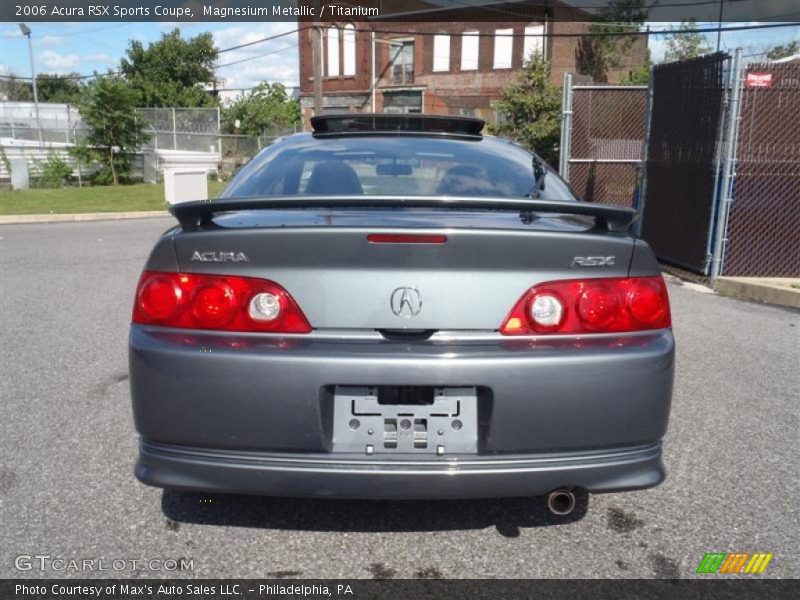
left=1, top=21, right=798, bottom=96
left=0, top=21, right=302, bottom=91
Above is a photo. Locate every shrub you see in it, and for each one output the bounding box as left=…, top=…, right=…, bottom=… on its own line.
left=89, top=167, right=115, bottom=186
left=31, top=152, right=73, bottom=188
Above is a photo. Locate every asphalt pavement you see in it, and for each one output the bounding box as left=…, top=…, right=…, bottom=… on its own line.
left=1, top=218, right=798, bottom=579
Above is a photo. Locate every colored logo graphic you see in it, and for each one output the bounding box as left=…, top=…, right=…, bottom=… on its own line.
left=696, top=552, right=773, bottom=574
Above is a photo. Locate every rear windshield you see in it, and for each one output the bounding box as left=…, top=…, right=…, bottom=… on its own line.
left=221, top=135, right=577, bottom=201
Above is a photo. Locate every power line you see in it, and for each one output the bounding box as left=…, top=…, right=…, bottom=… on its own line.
left=217, top=27, right=304, bottom=53
left=37, top=23, right=132, bottom=38
left=387, top=0, right=754, bottom=13
left=2, top=19, right=798, bottom=82
left=367, top=18, right=800, bottom=38
left=0, top=27, right=305, bottom=81
left=216, top=44, right=299, bottom=68
left=0, top=23, right=131, bottom=39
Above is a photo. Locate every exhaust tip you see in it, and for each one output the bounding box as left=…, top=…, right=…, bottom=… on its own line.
left=547, top=489, right=577, bottom=516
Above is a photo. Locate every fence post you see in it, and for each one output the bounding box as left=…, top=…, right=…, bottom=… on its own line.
left=172, top=107, right=177, bottom=151
left=216, top=107, right=222, bottom=160
left=710, top=48, right=744, bottom=280
left=559, top=72, right=573, bottom=181
left=636, top=66, right=655, bottom=235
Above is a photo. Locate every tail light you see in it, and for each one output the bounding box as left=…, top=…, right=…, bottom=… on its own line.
left=500, top=276, right=670, bottom=335
left=132, top=271, right=312, bottom=333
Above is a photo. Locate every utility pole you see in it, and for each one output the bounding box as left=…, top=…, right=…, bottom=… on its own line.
left=312, top=14, right=323, bottom=115
left=716, top=0, right=724, bottom=52
left=19, top=23, right=43, bottom=148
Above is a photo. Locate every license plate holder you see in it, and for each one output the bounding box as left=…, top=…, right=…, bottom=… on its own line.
left=331, top=386, right=478, bottom=455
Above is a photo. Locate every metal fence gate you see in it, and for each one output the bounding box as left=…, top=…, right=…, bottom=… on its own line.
left=559, top=76, right=647, bottom=208
left=721, top=61, right=800, bottom=277
left=560, top=50, right=799, bottom=278
left=640, top=52, right=732, bottom=274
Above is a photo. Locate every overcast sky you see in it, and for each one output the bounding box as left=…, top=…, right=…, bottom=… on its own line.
left=1, top=21, right=798, bottom=94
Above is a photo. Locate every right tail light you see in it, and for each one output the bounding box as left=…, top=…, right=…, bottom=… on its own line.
left=500, top=276, right=671, bottom=335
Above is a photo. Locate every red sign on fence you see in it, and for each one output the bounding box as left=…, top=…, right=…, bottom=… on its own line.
left=745, top=73, right=773, bottom=88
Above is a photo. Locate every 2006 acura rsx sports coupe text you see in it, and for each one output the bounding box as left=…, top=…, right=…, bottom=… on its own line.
left=129, top=115, right=674, bottom=515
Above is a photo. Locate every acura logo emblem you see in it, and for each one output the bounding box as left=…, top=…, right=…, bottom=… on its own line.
left=390, top=287, right=422, bottom=317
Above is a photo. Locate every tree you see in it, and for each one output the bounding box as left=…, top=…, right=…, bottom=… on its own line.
left=75, top=75, right=150, bottom=185
left=767, top=40, right=799, bottom=61
left=221, top=83, right=300, bottom=136
left=0, top=71, right=33, bottom=101
left=120, top=28, right=219, bottom=107
left=489, top=52, right=562, bottom=166
left=663, top=19, right=712, bottom=63
left=621, top=48, right=652, bottom=84
left=36, top=73, right=83, bottom=104
left=577, top=0, right=649, bottom=82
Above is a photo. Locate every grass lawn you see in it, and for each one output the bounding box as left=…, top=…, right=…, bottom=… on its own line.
left=0, top=181, right=226, bottom=216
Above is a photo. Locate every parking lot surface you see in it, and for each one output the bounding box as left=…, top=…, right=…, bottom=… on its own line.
left=1, top=219, right=798, bottom=579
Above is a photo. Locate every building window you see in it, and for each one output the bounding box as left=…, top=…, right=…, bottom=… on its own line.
left=383, top=90, right=423, bottom=114
left=523, top=24, right=546, bottom=63
left=343, top=25, right=356, bottom=76
left=327, top=27, right=340, bottom=77
left=461, top=31, right=479, bottom=71
left=433, top=34, right=450, bottom=72
left=391, top=41, right=414, bottom=85
left=493, top=28, right=513, bottom=69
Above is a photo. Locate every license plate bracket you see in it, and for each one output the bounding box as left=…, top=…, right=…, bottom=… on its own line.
left=332, top=386, right=478, bottom=455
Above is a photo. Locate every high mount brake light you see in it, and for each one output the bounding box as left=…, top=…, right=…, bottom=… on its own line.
left=367, top=234, right=448, bottom=244
left=500, top=276, right=671, bottom=335
left=132, top=271, right=312, bottom=333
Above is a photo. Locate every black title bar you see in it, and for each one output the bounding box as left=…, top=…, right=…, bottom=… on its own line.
left=4, top=579, right=800, bottom=600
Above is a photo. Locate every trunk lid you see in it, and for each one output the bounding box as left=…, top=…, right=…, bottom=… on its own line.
left=171, top=208, right=635, bottom=331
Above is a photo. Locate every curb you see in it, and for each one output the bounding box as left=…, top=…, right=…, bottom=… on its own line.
left=0, top=211, right=170, bottom=225
left=714, top=277, right=800, bottom=310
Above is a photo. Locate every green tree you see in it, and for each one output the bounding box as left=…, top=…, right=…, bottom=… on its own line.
left=489, top=52, right=562, bottom=166
left=36, top=73, right=83, bottom=104
left=120, top=28, right=218, bottom=107
left=222, top=83, right=300, bottom=136
left=577, top=0, right=649, bottom=82
left=621, top=48, right=652, bottom=84
left=0, top=71, right=33, bottom=101
left=663, top=19, right=712, bottom=62
left=766, top=40, right=799, bottom=60
left=75, top=75, right=150, bottom=185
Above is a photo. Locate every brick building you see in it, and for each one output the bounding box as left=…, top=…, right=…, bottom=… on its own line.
left=298, top=5, right=647, bottom=127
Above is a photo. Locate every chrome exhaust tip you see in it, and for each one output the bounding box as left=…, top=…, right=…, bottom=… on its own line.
left=547, top=489, right=577, bottom=516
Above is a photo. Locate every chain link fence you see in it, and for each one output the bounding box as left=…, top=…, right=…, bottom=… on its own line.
left=559, top=50, right=798, bottom=278
left=721, top=62, right=800, bottom=277
left=560, top=80, right=647, bottom=208
left=2, top=103, right=299, bottom=181
left=0, top=102, right=84, bottom=144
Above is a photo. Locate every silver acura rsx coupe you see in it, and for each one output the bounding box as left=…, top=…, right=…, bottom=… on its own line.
left=129, top=115, right=674, bottom=515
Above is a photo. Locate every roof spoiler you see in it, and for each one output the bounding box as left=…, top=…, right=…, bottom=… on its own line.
left=311, top=113, right=485, bottom=137
left=170, top=196, right=638, bottom=232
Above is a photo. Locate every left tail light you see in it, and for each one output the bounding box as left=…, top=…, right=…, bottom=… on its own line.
left=500, top=276, right=671, bottom=335
left=132, top=271, right=312, bottom=333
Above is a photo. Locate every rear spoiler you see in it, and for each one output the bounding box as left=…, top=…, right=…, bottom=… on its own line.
left=170, top=196, right=638, bottom=232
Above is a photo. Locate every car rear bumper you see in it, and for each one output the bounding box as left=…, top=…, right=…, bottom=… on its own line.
left=130, top=326, right=674, bottom=498
left=136, top=439, right=665, bottom=499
